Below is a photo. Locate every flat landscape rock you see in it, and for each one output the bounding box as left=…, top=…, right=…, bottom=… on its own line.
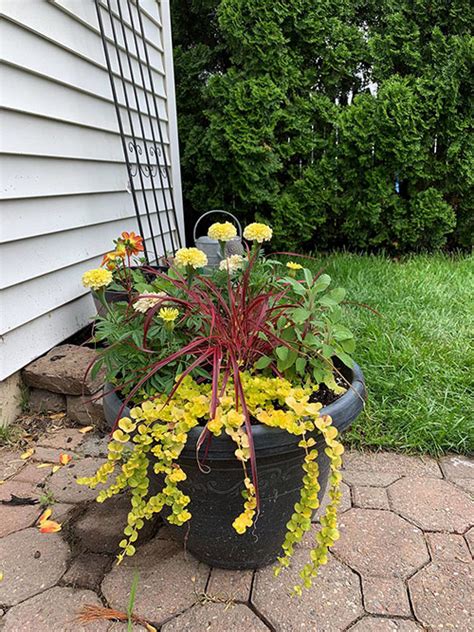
left=253, top=552, right=363, bottom=631
left=409, top=561, right=474, bottom=631
left=0, top=527, right=69, bottom=606
left=28, top=388, right=66, bottom=413
left=102, top=537, right=209, bottom=625
left=333, top=509, right=429, bottom=579
left=162, top=602, right=269, bottom=631
left=22, top=344, right=105, bottom=395
left=388, top=477, right=474, bottom=533
left=48, top=457, right=108, bottom=503
left=1, top=586, right=109, bottom=632
left=67, top=394, right=105, bottom=426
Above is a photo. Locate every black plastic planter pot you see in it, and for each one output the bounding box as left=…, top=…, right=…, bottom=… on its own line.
left=103, top=364, right=365, bottom=570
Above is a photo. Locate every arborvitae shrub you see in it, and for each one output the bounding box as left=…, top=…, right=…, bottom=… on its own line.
left=171, top=0, right=473, bottom=251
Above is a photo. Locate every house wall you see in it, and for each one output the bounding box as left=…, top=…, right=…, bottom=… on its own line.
left=0, top=0, right=184, bottom=381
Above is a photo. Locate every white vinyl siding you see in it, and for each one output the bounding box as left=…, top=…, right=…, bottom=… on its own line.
left=0, top=0, right=184, bottom=380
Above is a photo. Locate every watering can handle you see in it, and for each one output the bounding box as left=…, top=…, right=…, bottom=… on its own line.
left=193, top=210, right=243, bottom=242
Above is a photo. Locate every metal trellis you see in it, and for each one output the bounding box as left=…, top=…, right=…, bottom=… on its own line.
left=95, top=0, right=182, bottom=262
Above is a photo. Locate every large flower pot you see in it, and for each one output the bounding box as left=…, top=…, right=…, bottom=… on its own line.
left=103, top=364, right=365, bottom=569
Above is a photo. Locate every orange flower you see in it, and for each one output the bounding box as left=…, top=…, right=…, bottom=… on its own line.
left=120, top=231, right=144, bottom=256
left=101, top=249, right=125, bottom=270
left=37, top=509, right=62, bottom=533
left=59, top=454, right=72, bottom=466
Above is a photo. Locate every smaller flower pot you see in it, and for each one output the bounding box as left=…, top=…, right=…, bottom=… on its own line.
left=92, top=264, right=169, bottom=315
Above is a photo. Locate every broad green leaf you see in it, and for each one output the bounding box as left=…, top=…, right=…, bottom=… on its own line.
left=295, top=357, right=307, bottom=375
left=313, top=274, right=331, bottom=293
left=255, top=356, right=272, bottom=369
left=303, top=268, right=313, bottom=287
left=276, top=346, right=289, bottom=361
left=291, top=307, right=311, bottom=323
left=335, top=351, right=355, bottom=368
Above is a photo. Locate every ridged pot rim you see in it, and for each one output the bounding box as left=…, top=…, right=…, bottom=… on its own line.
left=104, top=363, right=366, bottom=459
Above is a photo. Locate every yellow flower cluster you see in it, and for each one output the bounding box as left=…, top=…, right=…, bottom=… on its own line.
left=174, top=247, right=208, bottom=269
left=158, top=307, right=179, bottom=323
left=208, top=221, right=237, bottom=242
left=77, top=372, right=344, bottom=589
left=219, top=254, right=244, bottom=273
left=286, top=261, right=303, bottom=270
left=243, top=222, right=273, bottom=243
left=82, top=268, right=113, bottom=291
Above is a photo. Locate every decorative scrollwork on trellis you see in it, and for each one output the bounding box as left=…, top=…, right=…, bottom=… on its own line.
left=128, top=141, right=161, bottom=178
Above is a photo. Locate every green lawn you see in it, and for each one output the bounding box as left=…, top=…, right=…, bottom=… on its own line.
left=305, top=253, right=473, bottom=456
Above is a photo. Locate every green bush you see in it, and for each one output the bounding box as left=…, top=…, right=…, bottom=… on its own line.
left=171, top=0, right=473, bottom=251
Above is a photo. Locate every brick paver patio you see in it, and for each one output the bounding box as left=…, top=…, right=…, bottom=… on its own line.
left=0, top=424, right=472, bottom=631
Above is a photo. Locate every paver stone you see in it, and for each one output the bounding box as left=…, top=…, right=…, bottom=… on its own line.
left=0, top=449, right=23, bottom=480
left=439, top=454, right=474, bottom=481
left=102, top=537, right=209, bottom=625
left=465, top=527, right=474, bottom=556
left=1, top=586, right=109, bottom=632
left=38, top=426, right=86, bottom=451
left=162, top=603, right=269, bottom=631
left=253, top=551, right=363, bottom=631
left=409, top=561, right=474, bottom=631
left=342, top=470, right=401, bottom=487
left=353, top=486, right=389, bottom=510
left=207, top=567, right=254, bottom=603
left=332, top=509, right=429, bottom=579
left=362, top=576, right=411, bottom=616
left=388, top=477, right=474, bottom=533
left=343, top=451, right=441, bottom=478
left=0, top=480, right=43, bottom=537
left=73, top=493, right=159, bottom=554
left=48, top=457, right=109, bottom=503
left=426, top=532, right=471, bottom=562
left=349, top=617, right=422, bottom=631
left=0, top=527, right=69, bottom=606
left=63, top=552, right=112, bottom=589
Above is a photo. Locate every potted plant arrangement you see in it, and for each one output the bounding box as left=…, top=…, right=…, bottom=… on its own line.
left=79, top=222, right=365, bottom=595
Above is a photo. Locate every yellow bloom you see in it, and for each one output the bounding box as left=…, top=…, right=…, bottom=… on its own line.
left=219, top=254, right=244, bottom=273
left=174, top=247, right=208, bottom=269
left=82, top=268, right=113, bottom=290
left=243, top=222, right=273, bottom=243
left=286, top=261, right=303, bottom=270
left=208, top=221, right=237, bottom=242
left=158, top=307, right=179, bottom=323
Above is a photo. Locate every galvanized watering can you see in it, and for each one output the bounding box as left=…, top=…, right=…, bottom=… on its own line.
left=193, top=210, right=243, bottom=268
